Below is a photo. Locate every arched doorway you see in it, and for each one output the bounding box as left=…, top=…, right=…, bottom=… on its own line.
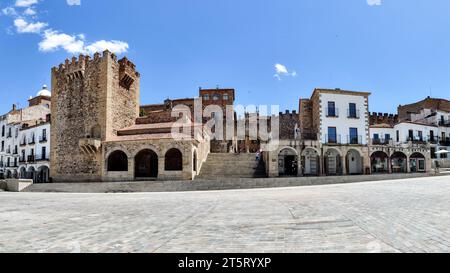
left=6, top=170, right=12, bottom=179
left=165, top=148, right=183, bottom=171
left=278, top=148, right=298, bottom=176
left=19, top=167, right=26, bottom=179
left=410, top=152, right=426, bottom=173
left=27, top=166, right=36, bottom=182
left=301, top=148, right=320, bottom=176
left=391, top=152, right=407, bottom=173
left=107, top=150, right=128, bottom=172
left=135, top=149, right=158, bottom=178
left=346, top=149, right=363, bottom=175
left=371, top=151, right=389, bottom=173
left=37, top=166, right=50, bottom=183
left=13, top=170, right=18, bottom=179
left=324, top=148, right=342, bottom=176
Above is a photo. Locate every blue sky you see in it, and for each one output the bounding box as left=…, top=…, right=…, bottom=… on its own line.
left=1, top=0, right=449, bottom=115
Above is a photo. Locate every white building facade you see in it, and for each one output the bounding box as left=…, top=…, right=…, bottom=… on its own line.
left=0, top=85, right=51, bottom=182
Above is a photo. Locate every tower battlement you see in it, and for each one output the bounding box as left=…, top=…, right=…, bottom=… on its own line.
left=51, top=50, right=140, bottom=80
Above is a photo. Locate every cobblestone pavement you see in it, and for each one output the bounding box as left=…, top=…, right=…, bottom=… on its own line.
left=0, top=176, right=449, bottom=253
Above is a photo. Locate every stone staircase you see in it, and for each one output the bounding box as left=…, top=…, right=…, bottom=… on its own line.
left=196, top=153, right=267, bottom=180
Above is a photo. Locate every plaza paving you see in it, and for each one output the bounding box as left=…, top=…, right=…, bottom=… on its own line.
left=0, top=176, right=449, bottom=253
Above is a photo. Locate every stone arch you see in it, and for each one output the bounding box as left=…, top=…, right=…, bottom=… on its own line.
left=135, top=149, right=158, bottom=178
left=301, top=147, right=320, bottom=176
left=107, top=150, right=128, bottom=172
left=165, top=148, right=183, bottom=171
left=37, top=165, right=50, bottom=183
left=19, top=167, right=27, bottom=179
left=391, top=151, right=407, bottom=173
left=371, top=151, right=389, bottom=173
left=324, top=148, right=342, bottom=175
left=27, top=166, right=36, bottom=181
left=410, top=152, right=426, bottom=173
left=278, top=147, right=298, bottom=176
left=346, top=148, right=363, bottom=175
left=133, top=145, right=162, bottom=158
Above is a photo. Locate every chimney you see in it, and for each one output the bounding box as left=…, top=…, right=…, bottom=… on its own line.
left=12, top=104, right=16, bottom=111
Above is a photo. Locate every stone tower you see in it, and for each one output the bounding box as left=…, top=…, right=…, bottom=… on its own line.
left=50, top=50, right=140, bottom=182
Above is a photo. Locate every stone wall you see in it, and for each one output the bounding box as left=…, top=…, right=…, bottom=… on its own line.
left=279, top=111, right=299, bottom=140
left=51, top=51, right=140, bottom=182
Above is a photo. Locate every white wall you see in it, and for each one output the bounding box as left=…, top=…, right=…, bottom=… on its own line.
left=320, top=93, right=368, bottom=145
left=369, top=127, right=396, bottom=141
left=393, top=122, right=438, bottom=143
left=19, top=123, right=51, bottom=162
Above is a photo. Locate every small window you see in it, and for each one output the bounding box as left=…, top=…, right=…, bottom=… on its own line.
left=213, top=94, right=220, bottom=101
left=223, top=93, right=229, bottom=100
left=203, top=94, right=209, bottom=100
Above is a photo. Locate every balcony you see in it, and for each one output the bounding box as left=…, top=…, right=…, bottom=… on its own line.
left=27, top=155, right=35, bottom=163
left=439, top=120, right=450, bottom=127
left=347, top=135, right=363, bottom=145
left=428, top=136, right=438, bottom=144
left=5, top=148, right=11, bottom=154
left=13, top=149, right=18, bottom=155
left=19, top=157, right=26, bottom=163
left=407, top=137, right=427, bottom=144
left=79, top=138, right=102, bottom=155
left=440, top=139, right=450, bottom=147
left=20, top=140, right=27, bottom=146
left=324, top=134, right=341, bottom=144
left=6, top=132, right=12, bottom=138
left=372, top=138, right=391, bottom=145
left=325, top=108, right=339, bottom=118
left=39, top=135, right=48, bottom=143
left=347, top=109, right=360, bottom=119
left=36, top=154, right=49, bottom=161
left=28, top=138, right=36, bottom=145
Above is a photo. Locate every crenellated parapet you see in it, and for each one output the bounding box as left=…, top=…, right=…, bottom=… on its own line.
left=370, top=112, right=399, bottom=126
left=51, top=50, right=140, bottom=83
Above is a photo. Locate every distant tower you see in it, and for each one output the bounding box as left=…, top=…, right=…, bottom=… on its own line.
left=50, top=51, right=140, bottom=182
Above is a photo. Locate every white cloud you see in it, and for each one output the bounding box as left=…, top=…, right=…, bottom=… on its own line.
left=2, top=7, right=17, bottom=16
left=23, top=7, right=36, bottom=16
left=39, top=30, right=84, bottom=53
left=85, top=40, right=129, bottom=54
left=15, top=0, right=39, bottom=8
left=275, top=63, right=289, bottom=75
left=67, top=0, right=81, bottom=6
left=14, top=18, right=47, bottom=33
left=39, top=30, right=129, bottom=55
left=274, top=63, right=297, bottom=81
left=367, top=0, right=382, bottom=6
